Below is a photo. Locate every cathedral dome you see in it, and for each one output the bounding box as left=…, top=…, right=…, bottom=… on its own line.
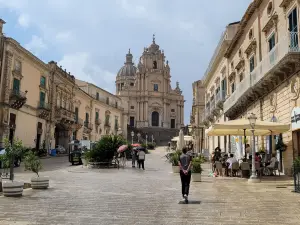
left=117, top=49, right=137, bottom=77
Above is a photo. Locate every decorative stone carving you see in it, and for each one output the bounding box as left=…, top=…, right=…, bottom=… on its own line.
left=290, top=76, right=300, bottom=100
left=269, top=92, right=277, bottom=113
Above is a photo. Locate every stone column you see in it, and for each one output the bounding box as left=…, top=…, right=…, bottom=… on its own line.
left=141, top=75, right=144, bottom=91
left=177, top=104, right=180, bottom=128
left=145, top=74, right=148, bottom=91
left=181, top=104, right=184, bottom=126
left=163, top=103, right=167, bottom=127
left=145, top=101, right=148, bottom=126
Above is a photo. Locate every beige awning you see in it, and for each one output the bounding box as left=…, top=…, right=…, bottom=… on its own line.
left=206, top=127, right=277, bottom=136
left=211, top=118, right=290, bottom=135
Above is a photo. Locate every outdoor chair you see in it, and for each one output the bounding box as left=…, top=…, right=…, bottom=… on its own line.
left=240, top=162, right=250, bottom=178
left=267, top=161, right=280, bottom=176
left=215, top=161, right=223, bottom=177
left=231, top=162, right=240, bottom=177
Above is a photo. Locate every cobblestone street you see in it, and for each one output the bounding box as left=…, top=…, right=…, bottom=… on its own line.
left=1, top=147, right=300, bottom=225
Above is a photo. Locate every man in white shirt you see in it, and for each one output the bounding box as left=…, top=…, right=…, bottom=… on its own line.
left=226, top=154, right=238, bottom=169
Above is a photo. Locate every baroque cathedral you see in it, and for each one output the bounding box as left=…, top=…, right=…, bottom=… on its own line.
left=115, top=35, right=184, bottom=144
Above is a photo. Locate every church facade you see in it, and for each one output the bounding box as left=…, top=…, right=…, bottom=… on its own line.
left=115, top=36, right=184, bottom=143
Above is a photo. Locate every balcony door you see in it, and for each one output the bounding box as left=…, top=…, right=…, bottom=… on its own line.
left=289, top=7, right=298, bottom=51
left=39, top=91, right=45, bottom=107
left=13, top=78, right=20, bottom=93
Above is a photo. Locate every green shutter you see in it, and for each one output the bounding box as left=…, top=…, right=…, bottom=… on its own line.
left=95, top=112, right=99, bottom=120
left=13, top=78, right=20, bottom=92
left=40, top=92, right=45, bottom=107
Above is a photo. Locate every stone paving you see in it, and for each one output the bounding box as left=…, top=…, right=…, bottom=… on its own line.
left=0, top=147, right=300, bottom=225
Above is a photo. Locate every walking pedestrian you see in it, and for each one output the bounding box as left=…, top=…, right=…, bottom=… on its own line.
left=137, top=149, right=146, bottom=170
left=132, top=148, right=136, bottom=168
left=178, top=147, right=192, bottom=203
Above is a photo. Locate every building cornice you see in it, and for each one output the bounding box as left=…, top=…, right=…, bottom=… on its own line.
left=203, top=32, right=229, bottom=86
left=224, top=0, right=263, bottom=58
left=5, top=37, right=49, bottom=71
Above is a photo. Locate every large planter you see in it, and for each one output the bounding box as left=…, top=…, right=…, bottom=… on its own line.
left=81, top=158, right=88, bottom=166
left=172, top=166, right=180, bottom=173
left=192, top=173, right=202, bottom=182
left=31, top=176, right=49, bottom=189
left=2, top=180, right=24, bottom=197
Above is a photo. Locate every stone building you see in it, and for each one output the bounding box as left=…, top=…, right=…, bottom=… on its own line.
left=115, top=36, right=185, bottom=144
left=201, top=0, right=300, bottom=175
left=0, top=19, right=125, bottom=151
left=190, top=80, right=205, bottom=153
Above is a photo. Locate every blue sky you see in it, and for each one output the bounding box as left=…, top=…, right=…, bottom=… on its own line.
left=0, top=0, right=251, bottom=124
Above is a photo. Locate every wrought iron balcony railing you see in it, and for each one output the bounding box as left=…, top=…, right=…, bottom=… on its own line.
left=10, top=89, right=27, bottom=99
left=38, top=101, right=51, bottom=110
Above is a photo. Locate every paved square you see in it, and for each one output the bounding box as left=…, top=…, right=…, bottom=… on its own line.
left=1, top=147, right=300, bottom=225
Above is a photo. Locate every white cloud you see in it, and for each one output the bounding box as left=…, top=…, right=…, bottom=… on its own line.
left=55, top=31, right=72, bottom=42
left=17, top=13, right=30, bottom=28
left=25, top=35, right=47, bottom=56
left=58, top=52, right=116, bottom=93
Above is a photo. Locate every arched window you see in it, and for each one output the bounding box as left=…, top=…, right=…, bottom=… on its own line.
left=153, top=61, right=157, bottom=69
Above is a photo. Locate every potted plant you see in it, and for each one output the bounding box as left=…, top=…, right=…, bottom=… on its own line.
left=168, top=151, right=180, bottom=173
left=1, top=138, right=24, bottom=197
left=81, top=150, right=91, bottom=167
left=24, top=151, right=49, bottom=189
left=191, top=156, right=203, bottom=182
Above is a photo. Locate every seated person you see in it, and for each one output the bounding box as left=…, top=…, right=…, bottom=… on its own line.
left=226, top=154, right=238, bottom=169
left=267, top=153, right=278, bottom=175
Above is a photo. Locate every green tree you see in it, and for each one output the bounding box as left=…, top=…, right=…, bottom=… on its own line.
left=2, top=138, right=24, bottom=180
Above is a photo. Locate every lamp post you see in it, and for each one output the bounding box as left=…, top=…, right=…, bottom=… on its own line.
left=131, top=131, right=134, bottom=144
left=146, top=134, right=148, bottom=147
left=247, top=113, right=260, bottom=183
left=137, top=133, right=141, bottom=143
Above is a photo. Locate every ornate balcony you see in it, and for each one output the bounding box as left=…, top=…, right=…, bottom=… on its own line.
left=37, top=101, right=51, bottom=120
left=9, top=89, right=27, bottom=109
left=224, top=31, right=300, bottom=119
left=95, top=118, right=101, bottom=126
left=215, top=90, right=226, bottom=109
left=83, top=121, right=93, bottom=134
left=74, top=118, right=83, bottom=130
left=104, top=120, right=111, bottom=127
left=55, top=106, right=75, bottom=125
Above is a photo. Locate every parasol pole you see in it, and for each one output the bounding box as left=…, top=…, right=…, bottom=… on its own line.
left=244, top=129, right=246, bottom=159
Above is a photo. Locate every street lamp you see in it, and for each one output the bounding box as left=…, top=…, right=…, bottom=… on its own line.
left=247, top=113, right=260, bottom=183
left=146, top=134, right=148, bottom=147
left=137, top=133, right=141, bottom=143
left=131, top=131, right=134, bottom=144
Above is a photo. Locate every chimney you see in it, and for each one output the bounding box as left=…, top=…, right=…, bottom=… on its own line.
left=0, top=19, right=6, bottom=34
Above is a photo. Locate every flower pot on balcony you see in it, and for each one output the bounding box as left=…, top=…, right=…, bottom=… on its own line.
left=31, top=176, right=49, bottom=189
left=192, top=173, right=201, bottom=182
left=2, top=180, right=24, bottom=197
left=172, top=166, right=180, bottom=173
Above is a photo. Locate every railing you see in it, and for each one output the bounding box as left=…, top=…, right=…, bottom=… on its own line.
left=216, top=90, right=226, bottom=103
left=37, top=101, right=51, bottom=110
left=84, top=121, right=93, bottom=130
left=224, top=31, right=300, bottom=113
left=10, top=89, right=27, bottom=99
left=104, top=121, right=111, bottom=127
left=95, top=118, right=101, bottom=125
